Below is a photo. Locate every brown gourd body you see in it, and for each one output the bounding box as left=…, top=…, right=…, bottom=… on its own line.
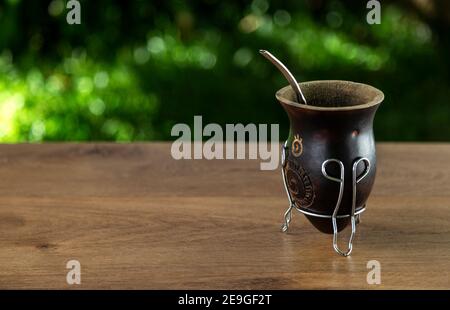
left=276, top=80, right=383, bottom=234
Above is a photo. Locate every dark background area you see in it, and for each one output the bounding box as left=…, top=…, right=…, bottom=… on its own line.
left=0, top=0, right=449, bottom=142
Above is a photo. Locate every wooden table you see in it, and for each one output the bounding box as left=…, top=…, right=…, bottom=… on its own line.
left=0, top=143, right=448, bottom=289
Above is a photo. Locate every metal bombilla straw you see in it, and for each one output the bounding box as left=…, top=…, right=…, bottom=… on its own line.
left=259, top=50, right=307, bottom=105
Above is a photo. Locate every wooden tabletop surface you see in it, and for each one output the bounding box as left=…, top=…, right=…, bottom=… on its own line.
left=0, top=143, right=448, bottom=289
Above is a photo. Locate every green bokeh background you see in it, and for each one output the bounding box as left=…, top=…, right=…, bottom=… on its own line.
left=0, top=0, right=449, bottom=142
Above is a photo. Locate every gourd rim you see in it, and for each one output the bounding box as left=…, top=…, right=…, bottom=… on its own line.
left=276, top=80, right=384, bottom=111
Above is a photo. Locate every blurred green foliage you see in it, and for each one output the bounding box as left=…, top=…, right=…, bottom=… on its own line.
left=0, top=0, right=449, bottom=142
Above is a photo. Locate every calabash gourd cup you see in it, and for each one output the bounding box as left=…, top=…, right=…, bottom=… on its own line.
left=276, top=80, right=384, bottom=256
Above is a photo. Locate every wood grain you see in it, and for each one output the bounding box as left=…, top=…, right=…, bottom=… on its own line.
left=0, top=143, right=448, bottom=289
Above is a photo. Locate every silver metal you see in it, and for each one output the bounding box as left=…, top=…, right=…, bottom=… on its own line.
left=259, top=50, right=307, bottom=105
left=281, top=142, right=295, bottom=232
left=295, top=205, right=366, bottom=219
left=321, top=157, right=370, bottom=257
left=280, top=141, right=367, bottom=229
left=280, top=140, right=370, bottom=257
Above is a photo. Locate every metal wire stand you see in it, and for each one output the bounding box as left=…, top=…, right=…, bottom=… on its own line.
left=280, top=141, right=370, bottom=256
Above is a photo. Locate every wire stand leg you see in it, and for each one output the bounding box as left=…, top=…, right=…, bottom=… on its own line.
left=280, top=141, right=296, bottom=232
